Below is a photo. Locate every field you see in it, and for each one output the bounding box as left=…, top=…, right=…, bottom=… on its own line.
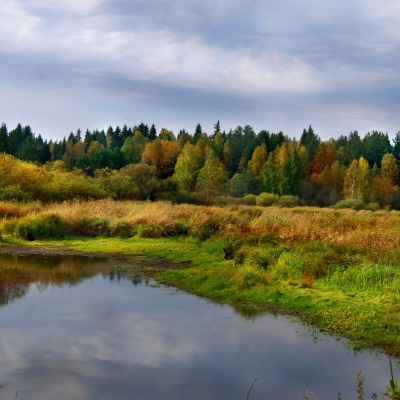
left=1, top=199, right=400, bottom=357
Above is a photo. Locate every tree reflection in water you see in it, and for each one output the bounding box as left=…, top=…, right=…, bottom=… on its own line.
left=0, top=252, right=147, bottom=307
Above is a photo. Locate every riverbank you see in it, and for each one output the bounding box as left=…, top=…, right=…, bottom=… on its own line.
left=0, top=200, right=399, bottom=356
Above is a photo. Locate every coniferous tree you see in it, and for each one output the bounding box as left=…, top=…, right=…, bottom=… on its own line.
left=0, top=123, right=8, bottom=152
left=149, top=124, right=157, bottom=141
left=392, top=131, right=400, bottom=165
left=213, top=120, right=221, bottom=136
left=362, top=131, right=392, bottom=167
left=300, top=125, right=321, bottom=158
left=7, top=123, right=24, bottom=155
left=345, top=131, right=363, bottom=162
left=137, top=123, right=149, bottom=138
left=193, top=123, right=203, bottom=143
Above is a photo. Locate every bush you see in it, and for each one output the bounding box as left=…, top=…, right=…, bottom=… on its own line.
left=135, top=224, right=167, bottom=238
left=333, top=198, right=365, bottom=210
left=365, top=202, right=380, bottom=211
left=70, top=217, right=111, bottom=237
left=235, top=264, right=267, bottom=289
left=4, top=213, right=68, bottom=240
left=110, top=221, right=136, bottom=238
left=239, top=194, right=257, bottom=206
left=188, top=211, right=221, bottom=241
left=256, top=192, right=278, bottom=207
left=0, top=186, right=31, bottom=202
left=275, top=195, right=300, bottom=208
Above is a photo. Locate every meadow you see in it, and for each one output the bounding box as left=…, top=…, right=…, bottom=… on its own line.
left=1, top=199, right=400, bottom=358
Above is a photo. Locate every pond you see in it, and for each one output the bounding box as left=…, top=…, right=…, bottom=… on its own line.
left=0, top=252, right=398, bottom=400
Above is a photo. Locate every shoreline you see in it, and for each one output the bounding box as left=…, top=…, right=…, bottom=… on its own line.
left=1, top=235, right=399, bottom=358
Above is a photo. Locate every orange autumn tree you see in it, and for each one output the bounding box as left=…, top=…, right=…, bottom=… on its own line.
left=141, top=139, right=181, bottom=177
left=309, top=141, right=336, bottom=176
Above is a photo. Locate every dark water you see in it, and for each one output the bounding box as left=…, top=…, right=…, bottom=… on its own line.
left=0, top=252, right=398, bottom=400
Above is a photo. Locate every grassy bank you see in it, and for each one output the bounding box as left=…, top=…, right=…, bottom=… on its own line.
left=0, top=199, right=400, bottom=356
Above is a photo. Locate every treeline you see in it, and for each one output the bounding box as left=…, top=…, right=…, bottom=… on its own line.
left=1, top=121, right=400, bottom=208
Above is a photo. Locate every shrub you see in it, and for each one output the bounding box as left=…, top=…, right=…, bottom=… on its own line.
left=110, top=221, right=136, bottom=238
left=69, top=217, right=111, bottom=237
left=365, top=202, right=380, bottom=211
left=235, top=264, right=266, bottom=289
left=256, top=192, right=279, bottom=207
left=135, top=224, right=167, bottom=238
left=240, top=194, right=257, bottom=206
left=188, top=211, right=222, bottom=241
left=275, top=195, right=300, bottom=208
left=0, top=186, right=31, bottom=202
left=4, top=213, right=68, bottom=240
left=333, top=198, right=365, bottom=210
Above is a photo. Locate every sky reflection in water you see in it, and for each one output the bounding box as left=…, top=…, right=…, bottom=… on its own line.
left=0, top=253, right=397, bottom=399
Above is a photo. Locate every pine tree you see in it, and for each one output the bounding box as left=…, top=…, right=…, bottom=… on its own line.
left=300, top=125, right=320, bottom=158
left=0, top=123, right=8, bottom=152
left=149, top=124, right=157, bottom=141
left=193, top=124, right=202, bottom=143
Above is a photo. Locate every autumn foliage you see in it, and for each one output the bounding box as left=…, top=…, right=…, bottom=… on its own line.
left=1, top=121, right=400, bottom=209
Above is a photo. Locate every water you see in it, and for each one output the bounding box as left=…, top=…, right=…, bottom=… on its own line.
left=0, top=252, right=398, bottom=399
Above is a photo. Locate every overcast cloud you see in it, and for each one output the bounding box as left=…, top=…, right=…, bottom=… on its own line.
left=1, top=0, right=399, bottom=140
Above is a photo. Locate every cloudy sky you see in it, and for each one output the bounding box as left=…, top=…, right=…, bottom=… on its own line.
left=1, top=0, right=400, bottom=141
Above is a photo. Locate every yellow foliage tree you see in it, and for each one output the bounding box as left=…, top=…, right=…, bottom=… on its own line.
left=248, top=144, right=267, bottom=178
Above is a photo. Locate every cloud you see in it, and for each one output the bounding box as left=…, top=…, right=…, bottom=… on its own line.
left=0, top=0, right=399, bottom=140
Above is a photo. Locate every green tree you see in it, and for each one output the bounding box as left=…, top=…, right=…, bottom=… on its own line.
left=392, top=131, right=400, bottom=164
left=196, top=150, right=227, bottom=196
left=117, top=164, right=160, bottom=200
left=230, top=169, right=262, bottom=197
left=213, top=120, right=221, bottom=136
left=362, top=131, right=392, bottom=167
left=174, top=142, right=201, bottom=191
left=0, top=123, right=8, bottom=152
left=300, top=125, right=320, bottom=158
left=159, top=128, right=175, bottom=141
left=149, top=124, right=157, bottom=141
left=177, top=129, right=192, bottom=148
left=193, top=123, right=203, bottom=143
left=121, top=131, right=148, bottom=164
left=211, top=131, right=224, bottom=159
left=7, top=123, right=24, bottom=155
left=262, top=152, right=277, bottom=194
left=345, top=131, right=363, bottom=163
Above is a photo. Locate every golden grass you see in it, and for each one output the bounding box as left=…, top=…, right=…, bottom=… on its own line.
left=2, top=200, right=400, bottom=256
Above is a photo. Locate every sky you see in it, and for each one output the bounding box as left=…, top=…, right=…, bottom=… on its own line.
left=1, top=0, right=400, bottom=142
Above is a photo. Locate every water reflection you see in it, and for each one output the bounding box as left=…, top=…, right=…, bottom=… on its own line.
left=0, top=252, right=151, bottom=307
left=0, top=252, right=398, bottom=399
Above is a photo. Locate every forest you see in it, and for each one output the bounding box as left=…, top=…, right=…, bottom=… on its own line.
left=1, top=121, right=400, bottom=209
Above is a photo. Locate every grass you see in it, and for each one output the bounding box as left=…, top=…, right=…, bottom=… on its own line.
left=1, top=199, right=400, bottom=355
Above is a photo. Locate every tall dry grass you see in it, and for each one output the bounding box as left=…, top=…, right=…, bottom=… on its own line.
left=2, top=200, right=400, bottom=257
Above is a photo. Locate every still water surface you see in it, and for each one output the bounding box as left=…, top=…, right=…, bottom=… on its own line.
left=0, top=252, right=398, bottom=399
